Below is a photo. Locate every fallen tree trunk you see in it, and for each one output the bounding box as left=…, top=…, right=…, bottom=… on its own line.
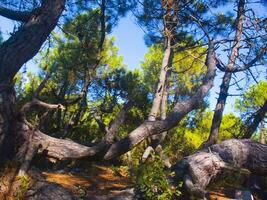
left=171, top=139, right=267, bottom=199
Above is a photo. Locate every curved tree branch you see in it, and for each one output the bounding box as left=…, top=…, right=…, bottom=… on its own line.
left=0, top=0, right=65, bottom=84
left=0, top=6, right=32, bottom=22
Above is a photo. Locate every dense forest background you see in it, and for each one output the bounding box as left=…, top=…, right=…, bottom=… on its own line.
left=0, top=0, right=266, bottom=199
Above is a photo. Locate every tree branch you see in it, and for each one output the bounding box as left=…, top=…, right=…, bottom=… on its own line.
left=33, top=72, right=52, bottom=98
left=0, top=0, right=65, bottom=83
left=0, top=6, right=32, bottom=22
left=103, top=40, right=217, bottom=160
left=216, top=46, right=267, bottom=73
left=242, top=100, right=267, bottom=139
left=19, top=98, right=64, bottom=120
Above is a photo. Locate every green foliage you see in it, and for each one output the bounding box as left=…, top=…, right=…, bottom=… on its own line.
left=135, top=155, right=182, bottom=200
left=234, top=81, right=267, bottom=138
left=163, top=110, right=242, bottom=160
left=15, top=174, right=30, bottom=200
left=235, top=81, right=267, bottom=114
left=141, top=44, right=207, bottom=102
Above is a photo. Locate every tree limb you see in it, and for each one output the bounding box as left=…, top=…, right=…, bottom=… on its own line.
left=242, top=100, right=267, bottom=139
left=103, top=40, right=217, bottom=160
left=216, top=45, right=267, bottom=73
left=19, top=98, right=64, bottom=120
left=0, top=0, right=65, bottom=84
left=0, top=6, right=32, bottom=22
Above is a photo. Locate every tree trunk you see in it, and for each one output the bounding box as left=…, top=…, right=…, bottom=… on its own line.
left=151, top=70, right=170, bottom=145
left=201, top=71, right=232, bottom=147
left=242, top=100, right=267, bottom=139
left=0, top=86, right=16, bottom=159
left=0, top=0, right=65, bottom=160
left=201, top=0, right=245, bottom=148
left=172, top=139, right=267, bottom=199
left=148, top=38, right=173, bottom=121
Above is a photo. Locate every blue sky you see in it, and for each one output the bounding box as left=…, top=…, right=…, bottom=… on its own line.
left=0, top=7, right=265, bottom=114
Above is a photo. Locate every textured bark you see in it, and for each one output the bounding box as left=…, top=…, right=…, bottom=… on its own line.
left=0, top=87, right=16, bottom=159
left=172, top=139, right=267, bottom=199
left=201, top=0, right=245, bottom=148
left=149, top=73, right=171, bottom=168
left=0, top=0, right=65, bottom=159
left=202, top=71, right=233, bottom=147
left=17, top=103, right=131, bottom=162
left=151, top=71, right=169, bottom=145
left=259, top=124, right=266, bottom=144
left=0, top=0, right=65, bottom=82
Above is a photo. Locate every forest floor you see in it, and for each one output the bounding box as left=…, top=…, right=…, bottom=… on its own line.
left=0, top=163, right=135, bottom=200
left=0, top=162, right=263, bottom=200
left=42, top=164, right=134, bottom=198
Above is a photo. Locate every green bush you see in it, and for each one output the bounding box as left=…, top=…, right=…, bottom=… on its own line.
left=134, top=155, right=182, bottom=200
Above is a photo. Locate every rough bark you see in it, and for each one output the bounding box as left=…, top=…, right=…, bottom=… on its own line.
left=0, top=86, right=17, bottom=159
left=201, top=0, right=245, bottom=148
left=0, top=0, right=65, bottom=159
left=18, top=102, right=131, bottom=162
left=0, top=0, right=65, bottom=82
left=144, top=72, right=171, bottom=168
left=201, top=71, right=233, bottom=147
left=172, top=139, right=267, bottom=199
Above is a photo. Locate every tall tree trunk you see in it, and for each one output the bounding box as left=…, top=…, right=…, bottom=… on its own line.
left=0, top=0, right=65, bottom=160
left=143, top=72, right=171, bottom=167
left=148, top=38, right=173, bottom=121
left=202, top=71, right=232, bottom=147
left=201, top=0, right=245, bottom=148
left=151, top=70, right=170, bottom=145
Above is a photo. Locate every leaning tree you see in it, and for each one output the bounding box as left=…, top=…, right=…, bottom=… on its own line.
left=0, top=1, right=266, bottom=199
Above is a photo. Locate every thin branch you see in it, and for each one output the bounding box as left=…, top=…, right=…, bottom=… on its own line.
left=216, top=46, right=267, bottom=73
left=19, top=98, right=64, bottom=120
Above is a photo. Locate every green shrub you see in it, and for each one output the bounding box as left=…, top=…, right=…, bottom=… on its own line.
left=134, top=155, right=182, bottom=200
